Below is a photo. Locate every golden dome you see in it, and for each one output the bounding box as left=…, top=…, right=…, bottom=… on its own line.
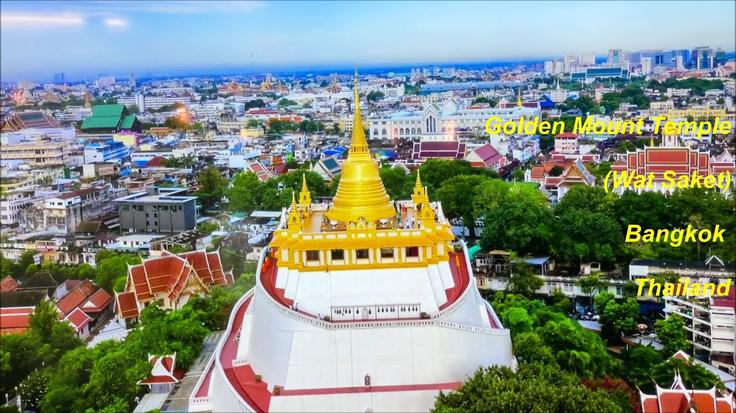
left=326, top=70, right=395, bottom=224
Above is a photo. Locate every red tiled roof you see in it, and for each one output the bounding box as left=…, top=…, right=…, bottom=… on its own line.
left=0, top=306, right=34, bottom=334
left=126, top=251, right=232, bottom=310
left=0, top=276, right=18, bottom=293
left=81, top=288, right=113, bottom=313
left=115, top=291, right=139, bottom=319
left=138, top=354, right=185, bottom=385
left=56, top=287, right=89, bottom=316
left=63, top=307, right=92, bottom=332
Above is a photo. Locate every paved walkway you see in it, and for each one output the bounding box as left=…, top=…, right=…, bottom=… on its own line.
left=162, top=331, right=223, bottom=412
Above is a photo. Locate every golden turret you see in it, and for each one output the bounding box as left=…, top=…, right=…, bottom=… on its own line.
left=516, top=88, right=523, bottom=108
left=287, top=192, right=302, bottom=232
left=298, top=174, right=312, bottom=214
left=325, top=70, right=395, bottom=224
left=411, top=171, right=429, bottom=206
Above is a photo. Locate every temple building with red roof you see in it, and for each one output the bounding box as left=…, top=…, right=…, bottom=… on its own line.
left=611, top=145, right=736, bottom=195
left=527, top=159, right=596, bottom=202
left=115, top=250, right=233, bottom=321
left=639, top=351, right=735, bottom=413
left=138, top=354, right=186, bottom=393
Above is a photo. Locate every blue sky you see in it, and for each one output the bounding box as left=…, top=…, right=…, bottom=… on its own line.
left=1, top=1, right=734, bottom=81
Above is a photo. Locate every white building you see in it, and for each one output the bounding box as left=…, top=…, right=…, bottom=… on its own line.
left=367, top=101, right=540, bottom=141
left=664, top=290, right=735, bottom=375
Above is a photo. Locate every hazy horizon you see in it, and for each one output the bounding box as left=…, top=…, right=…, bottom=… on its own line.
left=2, top=1, right=735, bottom=82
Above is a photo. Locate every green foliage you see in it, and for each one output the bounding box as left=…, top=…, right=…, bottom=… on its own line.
left=29, top=299, right=58, bottom=342
left=580, top=274, right=611, bottom=298
left=17, top=369, right=49, bottom=411
left=597, top=294, right=640, bottom=340
left=95, top=254, right=141, bottom=293
left=278, top=98, right=298, bottom=107
left=298, top=120, right=324, bottom=133
left=471, top=96, right=498, bottom=106
left=432, top=363, right=623, bottom=413
left=493, top=293, right=619, bottom=378
left=197, top=220, right=220, bottom=234
left=654, top=315, right=690, bottom=357
left=366, top=90, right=385, bottom=102
left=36, top=275, right=254, bottom=412
left=378, top=167, right=413, bottom=200
left=478, top=182, right=554, bottom=255
left=506, top=263, right=543, bottom=297
left=599, top=85, right=650, bottom=113
left=197, top=167, right=228, bottom=209
left=437, top=175, right=489, bottom=232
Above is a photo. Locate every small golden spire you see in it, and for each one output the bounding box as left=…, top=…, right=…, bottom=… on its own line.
left=287, top=192, right=302, bottom=232
left=650, top=136, right=655, bottom=147
left=412, top=171, right=429, bottom=206
left=516, top=88, right=523, bottom=108
left=326, top=68, right=395, bottom=224
left=299, top=174, right=312, bottom=212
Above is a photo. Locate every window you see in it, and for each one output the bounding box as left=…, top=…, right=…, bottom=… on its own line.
left=380, top=248, right=394, bottom=259
left=331, top=249, right=344, bottom=260
left=406, top=246, right=419, bottom=258
left=356, top=249, right=369, bottom=260
left=306, top=250, right=320, bottom=262
left=121, top=205, right=130, bottom=211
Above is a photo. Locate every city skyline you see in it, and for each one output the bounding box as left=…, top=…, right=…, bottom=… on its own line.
left=2, top=0, right=735, bottom=82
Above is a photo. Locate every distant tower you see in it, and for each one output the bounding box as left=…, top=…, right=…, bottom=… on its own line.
left=128, top=73, right=137, bottom=88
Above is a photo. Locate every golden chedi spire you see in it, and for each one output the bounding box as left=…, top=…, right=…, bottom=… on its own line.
left=326, top=69, right=395, bottom=224
left=411, top=171, right=429, bottom=206
left=287, top=192, right=302, bottom=232
left=298, top=174, right=312, bottom=213
left=516, top=88, right=523, bottom=108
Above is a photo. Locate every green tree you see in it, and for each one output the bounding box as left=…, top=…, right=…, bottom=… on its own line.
left=17, top=369, right=49, bottom=411
left=29, top=299, right=58, bottom=342
left=437, top=175, right=489, bottom=233
left=197, top=167, right=228, bottom=209
left=507, top=263, right=543, bottom=297
left=366, top=90, right=385, bottom=102
left=433, top=364, right=622, bottom=413
left=378, top=167, right=413, bottom=200
left=654, top=315, right=690, bottom=357
left=95, top=254, right=141, bottom=293
left=227, top=171, right=262, bottom=213
left=479, top=184, right=554, bottom=255
left=580, top=274, right=611, bottom=298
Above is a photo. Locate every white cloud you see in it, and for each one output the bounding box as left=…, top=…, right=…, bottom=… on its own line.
left=1, top=13, right=84, bottom=27
left=104, top=17, right=128, bottom=27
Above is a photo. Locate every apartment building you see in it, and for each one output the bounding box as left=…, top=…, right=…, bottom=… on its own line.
left=664, top=289, right=735, bottom=374
left=0, top=127, right=77, bottom=169
left=116, top=187, right=198, bottom=233
left=41, top=184, right=119, bottom=234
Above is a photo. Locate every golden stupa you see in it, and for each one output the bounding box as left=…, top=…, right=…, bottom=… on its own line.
left=325, top=71, right=395, bottom=224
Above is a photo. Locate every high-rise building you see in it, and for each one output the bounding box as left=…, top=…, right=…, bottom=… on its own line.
left=95, top=76, right=116, bottom=88
left=607, top=49, right=626, bottom=66
left=579, top=52, right=596, bottom=66
left=53, top=72, right=65, bottom=84
left=675, top=55, right=685, bottom=70
left=128, top=73, right=137, bottom=88
left=564, top=54, right=578, bottom=73
left=641, top=57, right=652, bottom=75
left=191, top=73, right=514, bottom=412
left=544, top=60, right=554, bottom=74
left=692, top=46, right=715, bottom=70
